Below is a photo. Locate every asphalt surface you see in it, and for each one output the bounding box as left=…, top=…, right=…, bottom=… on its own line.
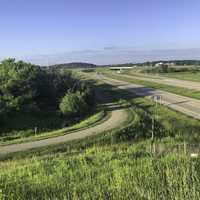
left=100, top=75, right=200, bottom=120
left=0, top=108, right=128, bottom=156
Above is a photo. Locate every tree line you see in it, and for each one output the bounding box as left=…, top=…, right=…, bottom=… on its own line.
left=136, top=60, right=200, bottom=67
left=0, top=59, right=95, bottom=124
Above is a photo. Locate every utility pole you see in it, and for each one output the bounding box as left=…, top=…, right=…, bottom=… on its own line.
left=151, top=95, right=158, bottom=141
left=34, top=126, right=38, bottom=136
left=151, top=95, right=162, bottom=154
left=151, top=115, right=155, bottom=154
left=184, top=141, right=187, bottom=155
left=159, top=95, right=162, bottom=105
left=151, top=116, right=154, bottom=141
left=151, top=98, right=156, bottom=154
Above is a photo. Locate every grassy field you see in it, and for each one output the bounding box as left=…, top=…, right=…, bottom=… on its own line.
left=125, top=67, right=200, bottom=82
left=161, top=71, right=200, bottom=82
left=102, top=70, right=200, bottom=100
left=1, top=74, right=200, bottom=199
left=4, top=81, right=200, bottom=160
left=1, top=143, right=200, bottom=200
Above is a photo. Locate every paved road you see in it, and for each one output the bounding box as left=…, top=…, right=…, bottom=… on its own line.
left=0, top=108, right=128, bottom=156
left=121, top=73, right=200, bottom=91
left=100, top=75, right=200, bottom=120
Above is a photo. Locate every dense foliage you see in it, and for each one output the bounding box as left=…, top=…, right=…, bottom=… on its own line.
left=0, top=59, right=40, bottom=115
left=59, top=91, right=88, bottom=117
left=34, top=69, right=76, bottom=108
left=144, top=65, right=200, bottom=73
left=49, top=62, right=96, bottom=69
left=0, top=59, right=95, bottom=134
left=59, top=80, right=95, bottom=118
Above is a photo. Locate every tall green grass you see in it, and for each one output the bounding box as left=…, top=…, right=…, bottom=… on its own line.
left=0, top=144, right=200, bottom=200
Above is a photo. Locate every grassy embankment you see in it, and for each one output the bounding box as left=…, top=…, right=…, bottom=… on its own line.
left=0, top=110, right=108, bottom=145
left=96, top=83, right=200, bottom=143
left=160, top=71, right=200, bottom=82
left=1, top=77, right=200, bottom=199
left=124, top=69, right=200, bottom=82
left=2, top=80, right=200, bottom=160
left=0, top=74, right=109, bottom=145
left=1, top=144, right=200, bottom=200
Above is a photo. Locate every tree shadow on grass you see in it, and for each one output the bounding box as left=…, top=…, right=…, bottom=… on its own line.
left=95, top=82, right=153, bottom=111
left=95, top=83, right=136, bottom=104
left=0, top=110, right=63, bottom=136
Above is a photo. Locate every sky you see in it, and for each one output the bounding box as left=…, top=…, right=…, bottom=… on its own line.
left=1, top=0, right=200, bottom=65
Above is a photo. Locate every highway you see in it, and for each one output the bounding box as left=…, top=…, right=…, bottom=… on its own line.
left=99, top=74, right=200, bottom=120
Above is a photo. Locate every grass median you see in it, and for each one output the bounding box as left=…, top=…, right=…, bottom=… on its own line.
left=103, top=71, right=200, bottom=100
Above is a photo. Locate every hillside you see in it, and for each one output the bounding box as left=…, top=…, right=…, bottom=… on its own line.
left=49, top=62, right=97, bottom=69
left=1, top=62, right=200, bottom=199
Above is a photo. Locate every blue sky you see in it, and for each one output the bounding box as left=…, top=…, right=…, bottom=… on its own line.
left=1, top=0, right=200, bottom=64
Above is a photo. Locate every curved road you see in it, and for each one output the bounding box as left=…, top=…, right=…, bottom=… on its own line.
left=0, top=108, right=128, bottom=156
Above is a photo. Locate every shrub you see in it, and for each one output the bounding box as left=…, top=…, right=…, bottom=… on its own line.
left=59, top=91, right=88, bottom=118
left=0, top=59, right=41, bottom=113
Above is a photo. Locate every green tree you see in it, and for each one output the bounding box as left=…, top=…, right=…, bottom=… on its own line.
left=34, top=69, right=76, bottom=108
left=0, top=59, right=40, bottom=113
left=59, top=91, right=88, bottom=118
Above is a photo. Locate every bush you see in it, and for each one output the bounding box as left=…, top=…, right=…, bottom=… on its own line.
left=0, top=59, right=40, bottom=114
left=34, top=70, right=76, bottom=108
left=0, top=59, right=79, bottom=114
left=59, top=91, right=88, bottom=118
left=79, top=83, right=95, bottom=106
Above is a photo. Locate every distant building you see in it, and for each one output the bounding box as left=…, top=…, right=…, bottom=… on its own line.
left=155, top=62, right=164, bottom=67
left=109, top=66, right=134, bottom=70
left=155, top=62, right=174, bottom=67
left=109, top=66, right=135, bottom=73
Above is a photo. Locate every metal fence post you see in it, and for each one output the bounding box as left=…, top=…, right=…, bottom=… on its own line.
left=184, top=141, right=187, bottom=155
